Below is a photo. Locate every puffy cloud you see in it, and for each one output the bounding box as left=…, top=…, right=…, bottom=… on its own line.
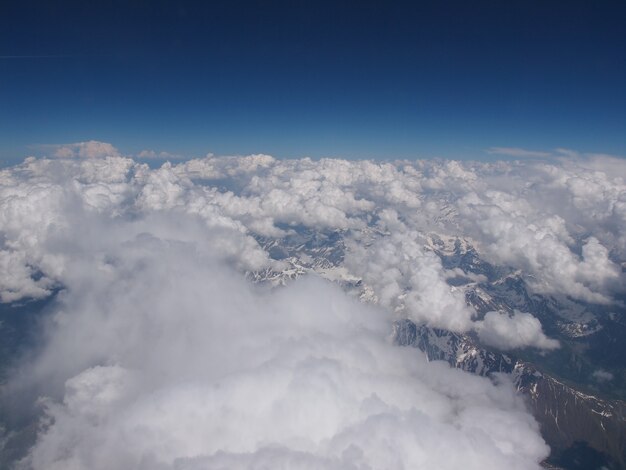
left=476, top=311, right=560, bottom=351
left=51, top=141, right=121, bottom=159
left=0, top=155, right=275, bottom=305
left=452, top=161, right=625, bottom=303
left=9, top=146, right=626, bottom=467
left=0, top=175, right=68, bottom=302
left=0, top=249, right=56, bottom=302
left=2, top=148, right=624, bottom=349
left=344, top=230, right=474, bottom=332
left=11, top=235, right=548, bottom=470
left=177, top=153, right=276, bottom=180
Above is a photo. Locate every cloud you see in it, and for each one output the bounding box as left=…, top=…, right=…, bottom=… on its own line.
left=344, top=231, right=474, bottom=332
left=592, top=369, right=614, bottom=382
left=136, top=149, right=185, bottom=160
left=51, top=140, right=121, bottom=159
left=0, top=145, right=584, bottom=470
left=3, top=146, right=624, bottom=348
left=7, top=144, right=626, bottom=467
left=553, top=148, right=580, bottom=158
left=9, top=232, right=549, bottom=470
left=487, top=147, right=553, bottom=158
left=476, top=311, right=560, bottom=351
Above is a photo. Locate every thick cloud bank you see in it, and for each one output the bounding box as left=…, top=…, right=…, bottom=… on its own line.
left=1, top=148, right=625, bottom=468
left=12, top=241, right=547, bottom=470
left=2, top=152, right=624, bottom=335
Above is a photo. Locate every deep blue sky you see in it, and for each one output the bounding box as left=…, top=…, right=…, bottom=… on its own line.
left=1, top=0, right=625, bottom=163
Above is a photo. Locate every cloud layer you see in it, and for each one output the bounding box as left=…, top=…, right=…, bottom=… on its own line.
left=10, top=233, right=548, bottom=470
left=2, top=150, right=623, bottom=315
left=1, top=145, right=625, bottom=467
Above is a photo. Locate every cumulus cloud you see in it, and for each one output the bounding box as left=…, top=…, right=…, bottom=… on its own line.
left=476, top=311, right=560, bottom=351
left=1, top=154, right=623, bottom=313
left=51, top=140, right=121, bottom=159
left=5, top=145, right=625, bottom=467
left=2, top=149, right=623, bottom=328
left=9, top=233, right=548, bottom=470
left=344, top=230, right=474, bottom=332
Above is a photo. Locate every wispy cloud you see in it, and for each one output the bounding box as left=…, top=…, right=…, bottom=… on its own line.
left=488, top=147, right=625, bottom=161
left=486, top=147, right=553, bottom=158
left=592, top=369, right=614, bottom=382
left=554, top=148, right=580, bottom=158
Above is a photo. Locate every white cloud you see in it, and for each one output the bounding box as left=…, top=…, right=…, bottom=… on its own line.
left=2, top=146, right=624, bottom=354
left=0, top=249, right=55, bottom=302
left=592, top=369, right=614, bottom=382
left=554, top=148, right=580, bottom=158
left=11, top=238, right=549, bottom=470
left=453, top=167, right=624, bottom=303
left=344, top=231, right=474, bottom=332
left=51, top=140, right=121, bottom=159
left=136, top=149, right=184, bottom=160
left=476, top=311, right=560, bottom=351
left=8, top=145, right=626, bottom=467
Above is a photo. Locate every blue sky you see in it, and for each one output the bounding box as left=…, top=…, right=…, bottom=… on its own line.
left=1, top=0, right=625, bottom=164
